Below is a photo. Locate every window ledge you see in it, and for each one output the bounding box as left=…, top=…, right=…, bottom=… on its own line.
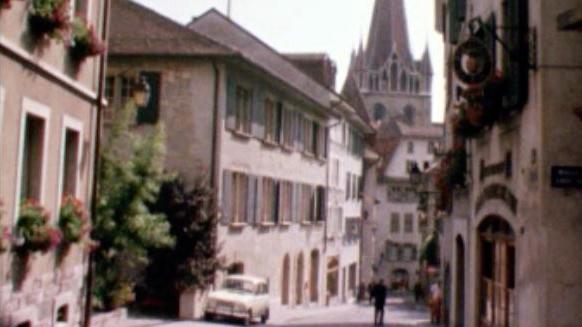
left=230, top=129, right=252, bottom=139
left=229, top=222, right=247, bottom=229
left=300, top=221, right=314, bottom=226
left=278, top=221, right=292, bottom=227
left=259, top=222, right=276, bottom=227
left=261, top=139, right=279, bottom=148
left=281, top=145, right=294, bottom=153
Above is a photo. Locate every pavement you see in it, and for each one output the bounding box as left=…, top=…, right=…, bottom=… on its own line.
left=116, top=295, right=432, bottom=327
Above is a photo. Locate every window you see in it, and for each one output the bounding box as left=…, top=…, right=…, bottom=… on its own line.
left=404, top=106, right=416, bottom=125
left=282, top=108, right=294, bottom=148
left=428, top=141, right=435, bottom=154
left=390, top=63, right=398, bottom=91
left=345, top=173, right=351, bottom=200
left=264, top=98, right=276, bottom=142
left=120, top=76, right=133, bottom=105
left=352, top=175, right=358, bottom=200
left=303, top=117, right=314, bottom=154
left=61, top=127, right=81, bottom=197
left=332, top=159, right=340, bottom=187
left=72, top=0, right=89, bottom=20
left=279, top=181, right=292, bottom=224
left=105, top=76, right=115, bottom=105
left=400, top=72, right=408, bottom=92
left=300, top=184, right=314, bottom=223
left=136, top=72, right=161, bottom=125
left=20, top=114, right=46, bottom=202
left=390, top=213, right=400, bottom=233
left=407, top=141, right=414, bottom=154
left=387, top=243, right=398, bottom=262
left=56, top=304, right=69, bottom=323
left=406, top=160, right=417, bottom=174
left=404, top=214, right=414, bottom=233
left=315, top=186, right=326, bottom=222
left=262, top=178, right=276, bottom=224
left=235, top=85, right=252, bottom=134
left=231, top=172, right=248, bottom=223
left=373, top=103, right=387, bottom=121
left=403, top=245, right=413, bottom=261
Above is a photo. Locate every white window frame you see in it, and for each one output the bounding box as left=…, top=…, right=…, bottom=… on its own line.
left=56, top=115, right=84, bottom=213
left=14, top=97, right=51, bottom=224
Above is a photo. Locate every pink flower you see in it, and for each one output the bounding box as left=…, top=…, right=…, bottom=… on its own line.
left=47, top=227, right=63, bottom=248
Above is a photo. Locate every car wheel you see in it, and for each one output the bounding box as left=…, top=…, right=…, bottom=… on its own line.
left=260, top=309, right=269, bottom=324
left=204, top=312, right=214, bottom=321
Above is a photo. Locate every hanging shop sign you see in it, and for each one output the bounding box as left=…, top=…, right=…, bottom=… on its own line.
left=551, top=166, right=582, bottom=188
left=453, top=37, right=494, bottom=86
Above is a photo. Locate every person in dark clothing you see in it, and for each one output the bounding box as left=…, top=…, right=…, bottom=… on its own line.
left=414, top=281, right=424, bottom=304
left=368, top=280, right=375, bottom=305
left=371, top=279, right=388, bottom=326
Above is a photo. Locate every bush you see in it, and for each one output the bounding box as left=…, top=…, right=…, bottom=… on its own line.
left=59, top=196, right=89, bottom=244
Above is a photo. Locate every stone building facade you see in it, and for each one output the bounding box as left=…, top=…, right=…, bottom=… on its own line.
left=436, top=0, right=582, bottom=326
left=107, top=0, right=371, bottom=310
left=348, top=0, right=443, bottom=288
left=0, top=1, right=108, bottom=326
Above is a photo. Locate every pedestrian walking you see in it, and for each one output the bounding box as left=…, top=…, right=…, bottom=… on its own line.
left=371, top=279, right=388, bottom=326
left=429, top=282, right=442, bottom=325
left=368, top=280, right=375, bottom=305
left=414, top=281, right=423, bottom=304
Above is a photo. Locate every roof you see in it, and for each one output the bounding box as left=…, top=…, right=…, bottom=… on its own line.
left=188, top=10, right=333, bottom=113
left=365, top=0, right=414, bottom=69
left=283, top=53, right=337, bottom=90
left=109, top=0, right=232, bottom=56
left=341, top=74, right=371, bottom=125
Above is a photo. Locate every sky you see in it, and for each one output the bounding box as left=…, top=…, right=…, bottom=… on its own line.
left=134, top=0, right=445, bottom=123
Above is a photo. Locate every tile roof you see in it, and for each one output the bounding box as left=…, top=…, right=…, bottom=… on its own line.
left=341, top=74, right=371, bottom=125
left=188, top=10, right=333, bottom=113
left=395, top=121, right=443, bottom=138
left=109, top=0, right=233, bottom=56
left=283, top=53, right=337, bottom=90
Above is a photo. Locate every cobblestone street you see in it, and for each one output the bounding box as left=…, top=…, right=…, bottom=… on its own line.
left=119, top=295, right=432, bottom=327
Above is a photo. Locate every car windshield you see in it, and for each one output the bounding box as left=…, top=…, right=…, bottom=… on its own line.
left=223, top=278, right=257, bottom=294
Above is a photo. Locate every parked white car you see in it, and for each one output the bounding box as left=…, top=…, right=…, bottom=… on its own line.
left=204, top=275, right=270, bottom=325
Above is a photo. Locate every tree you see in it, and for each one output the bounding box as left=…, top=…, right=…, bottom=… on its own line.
left=93, top=101, right=174, bottom=310
left=137, top=175, right=222, bottom=314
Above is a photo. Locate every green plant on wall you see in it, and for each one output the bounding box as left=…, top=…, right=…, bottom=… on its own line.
left=28, top=0, right=70, bottom=40
left=92, top=100, right=174, bottom=311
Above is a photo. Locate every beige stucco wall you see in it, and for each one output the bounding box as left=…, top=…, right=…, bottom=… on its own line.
left=0, top=1, right=104, bottom=325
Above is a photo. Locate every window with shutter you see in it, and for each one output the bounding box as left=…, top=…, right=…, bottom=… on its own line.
left=275, top=101, right=284, bottom=144
left=251, top=88, right=265, bottom=138
left=136, top=72, right=161, bottom=125
left=235, top=86, right=253, bottom=134
left=221, top=170, right=233, bottom=225
left=226, top=76, right=237, bottom=130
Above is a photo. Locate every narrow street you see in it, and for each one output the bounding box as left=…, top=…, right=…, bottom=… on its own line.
left=120, top=295, right=431, bottom=327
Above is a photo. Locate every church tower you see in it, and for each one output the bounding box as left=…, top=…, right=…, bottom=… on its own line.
left=345, top=0, right=433, bottom=128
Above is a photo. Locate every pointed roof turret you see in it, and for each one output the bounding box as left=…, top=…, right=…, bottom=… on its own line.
left=365, top=0, right=413, bottom=70
left=420, top=45, right=433, bottom=75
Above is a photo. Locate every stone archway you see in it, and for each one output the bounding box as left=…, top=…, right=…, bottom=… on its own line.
left=296, top=253, right=304, bottom=305
left=310, top=250, right=320, bottom=303
left=455, top=236, right=466, bottom=327
left=282, top=254, right=290, bottom=305
left=478, top=216, right=515, bottom=327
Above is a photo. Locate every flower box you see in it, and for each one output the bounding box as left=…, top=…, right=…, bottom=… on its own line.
left=15, top=200, right=62, bottom=253
left=28, top=0, right=70, bottom=40
left=59, top=196, right=89, bottom=244
left=69, top=17, right=105, bottom=63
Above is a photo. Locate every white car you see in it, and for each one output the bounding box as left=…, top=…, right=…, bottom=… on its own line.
left=204, top=275, right=270, bottom=325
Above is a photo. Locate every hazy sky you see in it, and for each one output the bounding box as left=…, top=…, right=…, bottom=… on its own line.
left=134, top=0, right=445, bottom=122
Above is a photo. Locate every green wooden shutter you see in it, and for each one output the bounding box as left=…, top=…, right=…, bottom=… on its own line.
left=255, top=176, right=263, bottom=224
left=221, top=170, right=233, bottom=225
left=246, top=175, right=256, bottom=225
left=273, top=180, right=280, bottom=224
left=252, top=86, right=265, bottom=138
left=226, top=75, right=237, bottom=130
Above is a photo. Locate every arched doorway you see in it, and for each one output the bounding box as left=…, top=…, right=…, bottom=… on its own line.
left=282, top=254, right=290, bottom=305
left=478, top=216, right=515, bottom=327
left=455, top=236, right=465, bottom=327
left=310, top=250, right=320, bottom=303
left=296, top=253, right=304, bottom=305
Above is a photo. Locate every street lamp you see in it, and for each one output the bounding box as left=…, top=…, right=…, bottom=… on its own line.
left=132, top=76, right=151, bottom=107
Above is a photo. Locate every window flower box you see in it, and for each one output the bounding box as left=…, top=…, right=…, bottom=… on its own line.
left=0, top=0, right=15, bottom=10
left=15, top=200, right=62, bottom=253
left=28, top=0, right=70, bottom=41
left=59, top=196, right=89, bottom=244
left=69, top=17, right=105, bottom=63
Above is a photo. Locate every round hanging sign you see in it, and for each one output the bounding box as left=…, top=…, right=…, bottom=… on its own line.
left=453, top=38, right=493, bottom=86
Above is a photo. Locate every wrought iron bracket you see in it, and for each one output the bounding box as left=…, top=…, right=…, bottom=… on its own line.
left=468, top=17, right=537, bottom=70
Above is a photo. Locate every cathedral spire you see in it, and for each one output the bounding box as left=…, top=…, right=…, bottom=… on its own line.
left=365, top=0, right=413, bottom=70
left=420, top=44, right=433, bottom=76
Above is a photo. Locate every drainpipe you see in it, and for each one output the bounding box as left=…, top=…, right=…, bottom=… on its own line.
left=83, top=0, right=111, bottom=326
left=210, top=60, right=222, bottom=289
